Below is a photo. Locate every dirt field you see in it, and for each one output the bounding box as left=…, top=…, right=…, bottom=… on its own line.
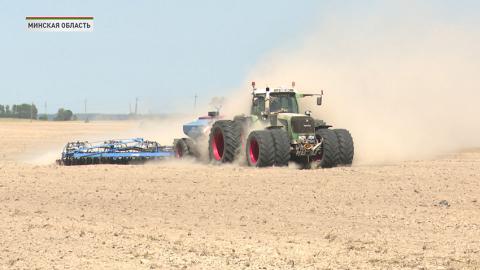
left=0, top=120, right=479, bottom=269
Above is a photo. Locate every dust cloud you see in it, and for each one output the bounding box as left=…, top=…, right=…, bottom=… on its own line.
left=27, top=3, right=479, bottom=166
left=19, top=117, right=193, bottom=165
left=233, top=2, right=480, bottom=164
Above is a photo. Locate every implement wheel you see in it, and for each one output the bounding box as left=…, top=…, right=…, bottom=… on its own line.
left=174, top=138, right=198, bottom=158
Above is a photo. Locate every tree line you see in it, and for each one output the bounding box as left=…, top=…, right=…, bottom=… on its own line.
left=0, top=104, right=38, bottom=119
left=0, top=103, right=75, bottom=121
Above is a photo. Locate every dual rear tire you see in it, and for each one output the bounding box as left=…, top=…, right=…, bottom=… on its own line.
left=208, top=120, right=242, bottom=163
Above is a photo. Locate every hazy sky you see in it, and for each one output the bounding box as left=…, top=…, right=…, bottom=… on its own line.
left=0, top=1, right=478, bottom=114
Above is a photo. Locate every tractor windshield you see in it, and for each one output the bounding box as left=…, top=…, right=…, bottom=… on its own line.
left=269, top=93, right=299, bottom=113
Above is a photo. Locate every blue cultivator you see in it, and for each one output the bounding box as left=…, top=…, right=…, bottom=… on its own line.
left=57, top=138, right=174, bottom=166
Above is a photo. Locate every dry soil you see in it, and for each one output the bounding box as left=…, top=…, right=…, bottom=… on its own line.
left=0, top=120, right=479, bottom=269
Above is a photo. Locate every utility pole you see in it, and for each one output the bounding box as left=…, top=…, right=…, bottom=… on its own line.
left=194, top=94, right=198, bottom=113
left=134, top=97, right=138, bottom=116
left=30, top=102, right=34, bottom=122
left=84, top=99, right=89, bottom=123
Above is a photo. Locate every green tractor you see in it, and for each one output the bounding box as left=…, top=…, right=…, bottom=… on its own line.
left=207, top=82, right=354, bottom=168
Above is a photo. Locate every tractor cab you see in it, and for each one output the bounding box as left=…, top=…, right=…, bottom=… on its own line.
left=250, top=82, right=325, bottom=119
left=269, top=91, right=299, bottom=114
left=251, top=86, right=300, bottom=118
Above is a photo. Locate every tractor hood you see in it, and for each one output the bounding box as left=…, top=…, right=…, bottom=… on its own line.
left=276, top=113, right=316, bottom=134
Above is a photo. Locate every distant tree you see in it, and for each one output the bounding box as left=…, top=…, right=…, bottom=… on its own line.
left=38, top=114, right=48, bottom=121
left=0, top=103, right=37, bottom=119
left=0, top=105, right=10, bottom=118
left=54, top=108, right=74, bottom=121
left=13, top=103, right=37, bottom=119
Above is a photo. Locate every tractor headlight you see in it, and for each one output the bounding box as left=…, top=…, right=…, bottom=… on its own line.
left=298, top=135, right=306, bottom=142
left=307, top=135, right=316, bottom=143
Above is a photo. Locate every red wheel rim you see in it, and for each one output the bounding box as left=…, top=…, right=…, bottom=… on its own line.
left=212, top=128, right=224, bottom=160
left=249, top=138, right=259, bottom=164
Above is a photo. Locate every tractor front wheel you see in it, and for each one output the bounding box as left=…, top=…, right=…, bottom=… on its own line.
left=315, top=129, right=340, bottom=168
left=333, top=129, right=354, bottom=165
left=246, top=130, right=275, bottom=167
left=270, top=129, right=290, bottom=166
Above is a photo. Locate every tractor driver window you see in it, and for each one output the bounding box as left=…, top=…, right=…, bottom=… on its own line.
left=252, top=96, right=265, bottom=115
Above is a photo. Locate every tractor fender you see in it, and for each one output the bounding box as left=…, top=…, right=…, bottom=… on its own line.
left=266, top=126, right=284, bottom=130
left=314, top=119, right=332, bottom=129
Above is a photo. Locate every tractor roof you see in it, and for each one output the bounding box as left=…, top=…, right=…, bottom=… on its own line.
left=252, top=87, right=298, bottom=95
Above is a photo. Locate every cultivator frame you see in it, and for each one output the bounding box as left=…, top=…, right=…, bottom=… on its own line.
left=57, top=138, right=174, bottom=166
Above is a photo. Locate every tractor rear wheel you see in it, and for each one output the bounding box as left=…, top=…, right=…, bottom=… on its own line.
left=333, top=129, right=354, bottom=165
left=270, top=129, right=290, bottom=166
left=315, top=129, right=340, bottom=168
left=208, top=120, right=241, bottom=163
left=246, top=130, right=275, bottom=167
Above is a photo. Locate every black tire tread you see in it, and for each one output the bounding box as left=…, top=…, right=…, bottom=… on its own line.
left=183, top=138, right=200, bottom=158
left=174, top=138, right=189, bottom=158
left=246, top=130, right=275, bottom=167
left=315, top=129, right=340, bottom=168
left=208, top=120, right=241, bottom=163
left=270, top=129, right=290, bottom=166
left=334, top=129, right=354, bottom=165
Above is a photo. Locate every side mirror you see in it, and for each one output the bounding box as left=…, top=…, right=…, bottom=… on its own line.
left=305, top=110, right=312, bottom=116
left=316, top=96, right=322, bottom=106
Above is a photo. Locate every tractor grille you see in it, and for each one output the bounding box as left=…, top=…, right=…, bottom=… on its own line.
left=291, top=116, right=315, bottom=134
